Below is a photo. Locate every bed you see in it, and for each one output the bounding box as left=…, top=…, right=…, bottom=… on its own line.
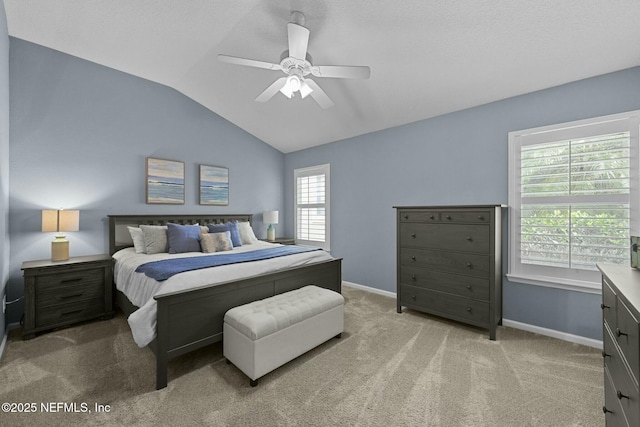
left=108, top=214, right=342, bottom=390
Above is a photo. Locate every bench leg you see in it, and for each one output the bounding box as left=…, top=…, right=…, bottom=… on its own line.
left=250, top=378, right=258, bottom=387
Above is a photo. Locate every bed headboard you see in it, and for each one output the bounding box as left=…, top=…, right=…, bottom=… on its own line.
left=108, top=214, right=253, bottom=255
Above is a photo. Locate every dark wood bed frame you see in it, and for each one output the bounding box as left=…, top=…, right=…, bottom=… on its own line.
left=108, top=214, right=342, bottom=390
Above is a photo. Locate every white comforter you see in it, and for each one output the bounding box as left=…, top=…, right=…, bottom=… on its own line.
left=113, top=241, right=334, bottom=347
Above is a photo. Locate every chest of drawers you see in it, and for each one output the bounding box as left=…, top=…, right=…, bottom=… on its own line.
left=598, top=264, right=640, bottom=426
left=395, top=205, right=504, bottom=340
left=21, top=254, right=114, bottom=339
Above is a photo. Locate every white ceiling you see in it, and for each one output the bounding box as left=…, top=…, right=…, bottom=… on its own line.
left=5, top=1, right=640, bottom=153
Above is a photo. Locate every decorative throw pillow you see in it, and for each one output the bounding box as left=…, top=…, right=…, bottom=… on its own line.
left=207, top=222, right=242, bottom=247
left=200, top=231, right=233, bottom=253
left=140, top=224, right=169, bottom=254
left=238, top=221, right=258, bottom=244
left=127, top=226, right=147, bottom=254
left=167, top=223, right=202, bottom=254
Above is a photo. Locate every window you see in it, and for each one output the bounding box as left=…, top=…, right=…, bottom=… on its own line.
left=294, top=164, right=330, bottom=250
left=508, top=111, right=640, bottom=292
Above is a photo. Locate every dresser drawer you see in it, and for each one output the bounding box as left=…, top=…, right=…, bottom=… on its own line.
left=35, top=268, right=104, bottom=290
left=440, top=210, right=491, bottom=224
left=36, top=281, right=105, bottom=308
left=605, top=324, right=640, bottom=427
left=36, top=298, right=106, bottom=328
left=400, top=248, right=490, bottom=279
left=400, top=223, right=490, bottom=253
left=616, top=298, right=640, bottom=384
left=400, top=267, right=490, bottom=300
left=400, top=284, right=489, bottom=327
left=605, top=366, right=630, bottom=427
left=603, top=278, right=617, bottom=330
left=398, top=210, right=440, bottom=222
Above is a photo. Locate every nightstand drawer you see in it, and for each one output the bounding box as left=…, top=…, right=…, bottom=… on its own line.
left=36, top=281, right=105, bottom=308
left=36, top=298, right=106, bottom=328
left=34, top=268, right=103, bottom=290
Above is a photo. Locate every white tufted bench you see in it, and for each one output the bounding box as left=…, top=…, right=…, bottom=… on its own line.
left=223, top=285, right=344, bottom=386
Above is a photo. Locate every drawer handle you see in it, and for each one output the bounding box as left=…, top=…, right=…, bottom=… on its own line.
left=466, top=262, right=473, bottom=268
left=411, top=295, right=416, bottom=301
left=57, top=292, right=84, bottom=300
left=61, top=278, right=82, bottom=284
left=600, top=303, right=610, bottom=310
left=411, top=233, right=416, bottom=238
left=601, top=350, right=611, bottom=358
left=446, top=215, right=452, bottom=220
left=466, top=307, right=472, bottom=313
left=61, top=308, right=83, bottom=316
left=617, top=390, right=629, bottom=400
left=466, top=236, right=473, bottom=241
left=411, top=256, right=416, bottom=261
left=478, top=215, right=485, bottom=220
left=602, top=406, right=612, bottom=414
left=616, top=328, right=628, bottom=337
left=429, top=215, right=435, bottom=220
left=466, top=285, right=472, bottom=290
left=404, top=215, right=409, bottom=220
left=411, top=275, right=417, bottom=281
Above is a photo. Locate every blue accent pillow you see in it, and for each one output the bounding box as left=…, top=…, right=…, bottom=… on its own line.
left=167, top=223, right=202, bottom=254
left=207, top=221, right=242, bottom=247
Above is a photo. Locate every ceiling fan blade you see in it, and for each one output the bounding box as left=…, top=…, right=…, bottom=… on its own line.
left=255, top=77, right=287, bottom=102
left=304, top=79, right=334, bottom=109
left=287, top=22, right=309, bottom=60
left=218, top=54, right=282, bottom=71
left=310, top=65, right=371, bottom=79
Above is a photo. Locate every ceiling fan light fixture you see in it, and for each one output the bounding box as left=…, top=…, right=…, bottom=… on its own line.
left=280, top=75, right=302, bottom=98
left=299, top=81, right=313, bottom=99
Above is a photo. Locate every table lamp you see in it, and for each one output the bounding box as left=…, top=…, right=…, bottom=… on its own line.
left=263, top=210, right=279, bottom=241
left=42, top=209, right=79, bottom=261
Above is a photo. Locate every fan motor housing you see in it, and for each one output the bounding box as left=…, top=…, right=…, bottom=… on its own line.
left=280, top=50, right=313, bottom=76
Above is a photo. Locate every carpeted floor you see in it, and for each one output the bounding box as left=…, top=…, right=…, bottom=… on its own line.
left=0, top=285, right=603, bottom=426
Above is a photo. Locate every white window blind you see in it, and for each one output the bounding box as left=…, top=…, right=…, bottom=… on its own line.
left=294, top=164, right=330, bottom=250
left=508, top=112, right=639, bottom=292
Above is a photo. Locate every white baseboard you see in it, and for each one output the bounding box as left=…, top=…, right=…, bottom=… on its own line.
left=342, top=281, right=603, bottom=349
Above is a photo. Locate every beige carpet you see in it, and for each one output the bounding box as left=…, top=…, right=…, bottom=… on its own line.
left=0, top=286, right=603, bottom=426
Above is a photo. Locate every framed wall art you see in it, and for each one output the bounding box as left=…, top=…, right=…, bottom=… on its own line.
left=146, top=157, right=185, bottom=204
left=199, top=164, right=229, bottom=205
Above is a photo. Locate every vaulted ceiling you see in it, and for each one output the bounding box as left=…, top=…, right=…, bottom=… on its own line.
left=5, top=1, right=640, bottom=153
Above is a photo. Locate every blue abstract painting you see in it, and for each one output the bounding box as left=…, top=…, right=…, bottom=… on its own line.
left=200, top=164, right=229, bottom=205
left=146, top=157, right=185, bottom=204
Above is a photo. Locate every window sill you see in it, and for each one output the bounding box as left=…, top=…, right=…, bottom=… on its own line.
left=506, top=273, right=601, bottom=295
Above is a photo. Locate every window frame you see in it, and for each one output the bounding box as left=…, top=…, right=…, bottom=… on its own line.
left=294, top=163, right=330, bottom=251
left=507, top=111, right=640, bottom=293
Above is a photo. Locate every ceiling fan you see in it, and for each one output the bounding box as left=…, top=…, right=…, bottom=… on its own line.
left=218, top=11, right=370, bottom=109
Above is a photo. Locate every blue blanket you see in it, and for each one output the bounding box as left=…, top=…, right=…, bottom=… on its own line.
left=135, top=245, right=323, bottom=281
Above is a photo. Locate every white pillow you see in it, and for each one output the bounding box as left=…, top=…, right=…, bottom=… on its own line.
left=200, top=231, right=233, bottom=253
left=127, top=226, right=147, bottom=254
left=238, top=221, right=258, bottom=244
left=140, top=225, right=169, bottom=254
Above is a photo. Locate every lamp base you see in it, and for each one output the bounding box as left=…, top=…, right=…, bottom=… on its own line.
left=51, top=235, right=69, bottom=261
left=267, top=225, right=275, bottom=241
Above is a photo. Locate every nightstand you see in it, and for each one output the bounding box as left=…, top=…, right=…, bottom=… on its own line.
left=21, top=254, right=114, bottom=340
left=260, top=238, right=296, bottom=245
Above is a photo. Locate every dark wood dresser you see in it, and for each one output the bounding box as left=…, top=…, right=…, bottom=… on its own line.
left=394, top=205, right=505, bottom=340
left=21, top=254, right=114, bottom=339
left=598, top=263, right=640, bottom=426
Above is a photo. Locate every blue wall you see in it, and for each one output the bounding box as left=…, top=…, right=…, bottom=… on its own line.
left=0, top=5, right=9, bottom=337
left=6, top=39, right=285, bottom=324
left=284, top=67, right=640, bottom=341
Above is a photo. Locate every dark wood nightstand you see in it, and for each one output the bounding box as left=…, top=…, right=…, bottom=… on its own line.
left=21, top=254, right=114, bottom=340
left=260, top=238, right=296, bottom=245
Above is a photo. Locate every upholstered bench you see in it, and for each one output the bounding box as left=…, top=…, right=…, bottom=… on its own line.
left=223, top=285, right=344, bottom=387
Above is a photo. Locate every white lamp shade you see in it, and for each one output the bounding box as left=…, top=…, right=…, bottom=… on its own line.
left=263, top=210, right=279, bottom=225
left=42, top=210, right=80, bottom=232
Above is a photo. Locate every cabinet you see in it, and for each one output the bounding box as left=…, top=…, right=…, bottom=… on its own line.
left=598, top=263, right=640, bottom=426
left=395, top=205, right=504, bottom=340
left=21, top=254, right=114, bottom=339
